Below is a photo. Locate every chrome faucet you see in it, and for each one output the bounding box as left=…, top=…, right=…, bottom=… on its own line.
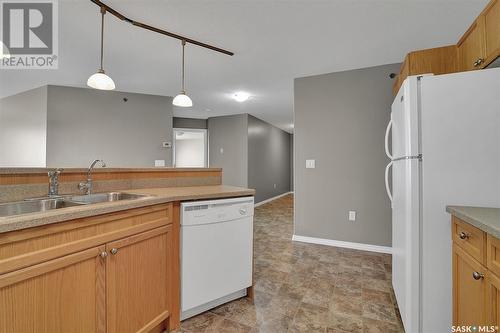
left=78, top=159, right=106, bottom=195
left=48, top=168, right=63, bottom=197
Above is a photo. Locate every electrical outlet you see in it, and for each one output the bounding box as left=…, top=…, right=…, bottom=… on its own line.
left=154, top=160, right=165, bottom=167
left=273, top=184, right=277, bottom=189
left=348, top=211, right=356, bottom=222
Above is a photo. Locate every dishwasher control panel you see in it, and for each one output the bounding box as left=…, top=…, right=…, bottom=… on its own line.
left=181, top=196, right=254, bottom=226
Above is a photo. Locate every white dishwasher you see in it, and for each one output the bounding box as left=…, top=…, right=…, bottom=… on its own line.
left=181, top=196, right=254, bottom=320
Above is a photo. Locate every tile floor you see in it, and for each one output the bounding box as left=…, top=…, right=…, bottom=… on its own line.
left=176, top=194, right=404, bottom=333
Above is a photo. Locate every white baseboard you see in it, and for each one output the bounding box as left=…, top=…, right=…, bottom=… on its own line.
left=292, top=234, right=392, bottom=254
left=254, top=191, right=293, bottom=207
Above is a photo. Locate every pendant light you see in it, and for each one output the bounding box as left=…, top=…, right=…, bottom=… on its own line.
left=173, top=40, right=193, bottom=107
left=87, top=7, right=115, bottom=90
left=0, top=41, right=10, bottom=59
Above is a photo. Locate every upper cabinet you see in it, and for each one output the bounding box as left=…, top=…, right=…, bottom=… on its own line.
left=393, top=0, right=500, bottom=95
left=457, top=17, right=486, bottom=71
left=483, top=0, right=500, bottom=64
left=393, top=45, right=457, bottom=96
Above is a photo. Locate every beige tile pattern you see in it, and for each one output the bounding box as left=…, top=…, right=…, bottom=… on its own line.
left=177, top=194, right=404, bottom=333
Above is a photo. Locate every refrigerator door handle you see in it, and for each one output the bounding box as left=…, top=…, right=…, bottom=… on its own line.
left=385, top=161, right=393, bottom=204
left=385, top=119, right=393, bottom=160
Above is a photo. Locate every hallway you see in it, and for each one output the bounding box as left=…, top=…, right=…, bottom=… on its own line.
left=178, top=194, right=404, bottom=332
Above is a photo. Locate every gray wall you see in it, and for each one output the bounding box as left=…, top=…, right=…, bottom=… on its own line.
left=294, top=63, right=400, bottom=247
left=0, top=86, right=47, bottom=167
left=247, top=115, right=291, bottom=203
left=290, top=135, right=294, bottom=191
left=173, top=117, right=207, bottom=129
left=46, top=86, right=173, bottom=167
left=208, top=114, right=248, bottom=187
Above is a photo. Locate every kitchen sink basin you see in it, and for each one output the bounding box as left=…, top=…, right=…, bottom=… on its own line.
left=67, top=192, right=152, bottom=204
left=0, top=198, right=85, bottom=218
left=0, top=192, right=153, bottom=218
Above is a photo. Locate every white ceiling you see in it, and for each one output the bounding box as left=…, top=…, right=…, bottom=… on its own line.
left=0, top=0, right=487, bottom=132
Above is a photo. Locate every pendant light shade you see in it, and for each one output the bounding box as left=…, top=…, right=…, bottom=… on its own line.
left=173, top=40, right=192, bottom=107
left=87, top=69, right=115, bottom=90
left=0, top=41, right=10, bottom=59
left=173, top=91, right=193, bottom=107
left=88, top=7, right=115, bottom=90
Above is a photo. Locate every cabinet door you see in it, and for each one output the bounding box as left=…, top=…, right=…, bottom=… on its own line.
left=0, top=246, right=105, bottom=333
left=106, top=226, right=171, bottom=333
left=453, top=244, right=489, bottom=326
left=484, top=0, right=500, bottom=63
left=489, top=272, right=500, bottom=328
left=457, top=17, right=487, bottom=71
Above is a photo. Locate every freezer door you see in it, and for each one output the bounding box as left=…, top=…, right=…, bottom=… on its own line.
left=391, top=77, right=420, bottom=158
left=392, top=158, right=420, bottom=333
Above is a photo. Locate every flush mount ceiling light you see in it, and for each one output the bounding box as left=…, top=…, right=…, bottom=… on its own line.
left=87, top=7, right=115, bottom=90
left=233, top=92, right=250, bottom=103
left=0, top=41, right=10, bottom=59
left=173, top=40, right=193, bottom=107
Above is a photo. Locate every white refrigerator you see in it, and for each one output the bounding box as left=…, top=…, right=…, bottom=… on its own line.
left=385, top=68, right=500, bottom=333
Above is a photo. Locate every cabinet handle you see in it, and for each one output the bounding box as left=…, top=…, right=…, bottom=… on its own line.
left=110, top=248, right=118, bottom=255
left=99, top=251, right=108, bottom=258
left=459, top=232, right=469, bottom=240
left=472, top=271, right=484, bottom=280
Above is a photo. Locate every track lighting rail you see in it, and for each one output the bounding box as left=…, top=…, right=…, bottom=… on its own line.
left=89, top=0, right=234, bottom=56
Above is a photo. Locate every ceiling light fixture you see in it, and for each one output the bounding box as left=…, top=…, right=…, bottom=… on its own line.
left=0, top=41, right=10, bottom=59
left=233, top=92, right=250, bottom=103
left=173, top=40, right=193, bottom=107
left=87, top=7, right=115, bottom=91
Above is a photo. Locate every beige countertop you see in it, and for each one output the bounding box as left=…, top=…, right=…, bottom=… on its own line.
left=447, top=206, right=500, bottom=239
left=0, top=185, right=255, bottom=234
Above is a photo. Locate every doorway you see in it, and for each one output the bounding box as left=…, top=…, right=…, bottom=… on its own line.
left=173, top=128, right=208, bottom=167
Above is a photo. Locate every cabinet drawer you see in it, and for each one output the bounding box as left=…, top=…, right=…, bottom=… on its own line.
left=452, top=216, right=487, bottom=264
left=487, top=235, right=500, bottom=277
left=0, top=203, right=172, bottom=275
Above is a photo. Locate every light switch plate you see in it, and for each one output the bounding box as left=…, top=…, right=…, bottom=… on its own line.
left=306, top=159, right=315, bottom=169
left=348, top=211, right=356, bottom=221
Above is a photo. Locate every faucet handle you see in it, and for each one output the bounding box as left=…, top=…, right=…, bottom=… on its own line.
left=48, top=168, right=64, bottom=177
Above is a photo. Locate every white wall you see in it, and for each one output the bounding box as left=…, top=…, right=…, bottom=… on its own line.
left=0, top=87, right=47, bottom=167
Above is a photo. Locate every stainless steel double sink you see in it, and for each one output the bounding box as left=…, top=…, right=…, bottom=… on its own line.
left=0, top=192, right=153, bottom=218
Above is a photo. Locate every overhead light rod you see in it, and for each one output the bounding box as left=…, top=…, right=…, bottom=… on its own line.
left=89, top=0, right=234, bottom=56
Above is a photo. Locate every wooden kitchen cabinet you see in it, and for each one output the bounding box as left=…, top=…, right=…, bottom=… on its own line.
left=488, top=272, right=500, bottom=328
left=106, top=226, right=172, bottom=333
left=457, top=17, right=487, bottom=71
left=393, top=0, right=499, bottom=95
left=0, top=246, right=105, bottom=333
left=451, top=214, right=500, bottom=329
left=483, top=0, right=500, bottom=65
left=0, top=202, right=180, bottom=333
left=392, top=45, right=457, bottom=96
left=453, top=243, right=489, bottom=327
